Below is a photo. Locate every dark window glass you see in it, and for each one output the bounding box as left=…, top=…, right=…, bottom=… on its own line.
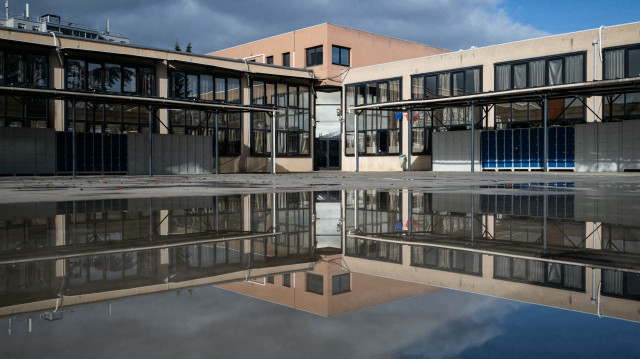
left=27, top=55, right=47, bottom=87
left=628, top=49, right=640, bottom=78
left=66, top=59, right=85, bottom=90
left=266, top=56, right=273, bottom=65
left=104, top=63, right=121, bottom=93
left=88, top=63, right=103, bottom=91
left=426, top=75, right=437, bottom=98
left=306, top=273, right=323, bottom=294
left=332, top=273, right=350, bottom=294
left=6, top=54, right=24, bottom=84
left=282, top=52, right=290, bottom=67
left=171, top=71, right=185, bottom=98
left=283, top=273, right=291, bottom=287
left=331, top=45, right=350, bottom=66
left=306, top=46, right=323, bottom=67
left=123, top=67, right=136, bottom=93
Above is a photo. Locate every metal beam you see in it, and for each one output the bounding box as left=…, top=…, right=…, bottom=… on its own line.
left=347, top=77, right=640, bottom=112
left=407, top=108, right=412, bottom=172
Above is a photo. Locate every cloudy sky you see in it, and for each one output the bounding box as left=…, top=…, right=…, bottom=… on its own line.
left=7, top=0, right=640, bottom=54
left=3, top=285, right=640, bottom=358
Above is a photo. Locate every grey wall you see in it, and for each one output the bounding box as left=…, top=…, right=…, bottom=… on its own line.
left=0, top=127, right=56, bottom=175
left=128, top=133, right=213, bottom=175
left=575, top=122, right=640, bottom=172
left=432, top=130, right=481, bottom=172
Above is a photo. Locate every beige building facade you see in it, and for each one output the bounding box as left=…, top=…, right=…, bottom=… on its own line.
left=210, top=24, right=449, bottom=170
left=342, top=22, right=640, bottom=172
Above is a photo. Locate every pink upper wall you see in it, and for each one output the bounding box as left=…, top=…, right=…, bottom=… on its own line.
left=208, top=24, right=449, bottom=86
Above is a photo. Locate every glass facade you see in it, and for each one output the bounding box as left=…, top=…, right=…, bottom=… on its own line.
left=603, top=44, right=640, bottom=122
left=494, top=53, right=585, bottom=128
left=345, top=78, right=401, bottom=156
left=250, top=80, right=310, bottom=156
left=0, top=50, right=49, bottom=127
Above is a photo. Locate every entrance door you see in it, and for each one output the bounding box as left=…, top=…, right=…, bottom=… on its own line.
left=315, top=138, right=341, bottom=170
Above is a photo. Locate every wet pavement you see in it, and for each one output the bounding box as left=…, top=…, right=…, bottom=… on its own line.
left=1, top=173, right=640, bottom=358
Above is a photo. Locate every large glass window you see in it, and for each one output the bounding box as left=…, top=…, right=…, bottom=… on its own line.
left=603, top=44, right=640, bottom=121
left=306, top=46, right=323, bottom=67
left=64, top=101, right=151, bottom=134
left=494, top=256, right=584, bottom=291
left=345, top=78, right=402, bottom=156
left=331, top=45, right=350, bottom=66
left=250, top=80, right=311, bottom=156
left=494, top=53, right=586, bottom=128
left=410, top=67, right=482, bottom=143
left=65, top=58, right=154, bottom=96
left=169, top=71, right=239, bottom=104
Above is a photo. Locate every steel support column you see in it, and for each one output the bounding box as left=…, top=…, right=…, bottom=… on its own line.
left=271, top=110, right=277, bottom=175
left=471, top=101, right=475, bottom=173
left=72, top=98, right=76, bottom=178
left=543, top=95, right=548, bottom=172
left=148, top=106, right=153, bottom=177
left=215, top=110, right=219, bottom=175
left=354, top=112, right=359, bottom=172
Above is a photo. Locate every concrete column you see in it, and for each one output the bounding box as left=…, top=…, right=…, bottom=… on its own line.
left=156, top=61, right=169, bottom=134
left=49, top=50, right=64, bottom=131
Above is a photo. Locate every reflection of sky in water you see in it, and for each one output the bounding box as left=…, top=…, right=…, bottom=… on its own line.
left=3, top=286, right=638, bottom=358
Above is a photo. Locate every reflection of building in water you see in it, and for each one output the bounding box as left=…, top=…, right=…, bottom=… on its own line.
left=218, top=254, right=438, bottom=317
left=0, top=193, right=317, bottom=317
left=344, top=189, right=640, bottom=322
left=2, top=189, right=640, bottom=322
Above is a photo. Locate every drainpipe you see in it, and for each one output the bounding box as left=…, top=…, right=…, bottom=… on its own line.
left=593, top=38, right=598, bottom=122
left=407, top=107, right=412, bottom=172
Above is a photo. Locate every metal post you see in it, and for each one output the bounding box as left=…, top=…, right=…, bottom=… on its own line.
left=215, top=110, right=219, bottom=175
left=471, top=193, right=475, bottom=245
left=471, top=101, right=475, bottom=173
left=149, top=198, right=153, bottom=241
left=148, top=106, right=153, bottom=177
left=72, top=98, right=77, bottom=178
left=408, top=189, right=412, bottom=236
left=543, top=96, right=548, bottom=172
left=593, top=39, right=598, bottom=122
left=271, top=192, right=277, bottom=235
left=354, top=112, right=359, bottom=172
left=407, top=108, right=412, bottom=172
left=354, top=190, right=359, bottom=232
left=271, top=110, right=276, bottom=175
left=543, top=193, right=548, bottom=251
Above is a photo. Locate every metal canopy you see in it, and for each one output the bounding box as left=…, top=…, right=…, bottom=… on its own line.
left=347, top=77, right=640, bottom=112
left=0, top=85, right=277, bottom=113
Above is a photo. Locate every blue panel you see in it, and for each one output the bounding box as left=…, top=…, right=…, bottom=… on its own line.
left=488, top=131, right=497, bottom=168
left=497, top=130, right=505, bottom=168
left=521, top=129, right=529, bottom=168
left=547, top=127, right=556, bottom=168
left=505, top=130, right=513, bottom=168
left=531, top=128, right=540, bottom=168
left=481, top=131, right=489, bottom=168
left=557, top=127, right=567, bottom=168
left=566, top=126, right=575, bottom=167
left=513, top=129, right=522, bottom=168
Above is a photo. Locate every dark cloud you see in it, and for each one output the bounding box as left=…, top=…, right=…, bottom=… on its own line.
left=10, top=0, right=547, bottom=54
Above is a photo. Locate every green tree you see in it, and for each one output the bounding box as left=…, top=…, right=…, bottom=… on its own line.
left=174, top=41, right=181, bottom=52
left=186, top=42, right=192, bottom=53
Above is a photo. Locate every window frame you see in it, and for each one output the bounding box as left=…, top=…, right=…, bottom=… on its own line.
left=331, top=45, right=350, bottom=66
left=306, top=45, right=323, bottom=67
left=250, top=79, right=311, bottom=157
left=345, top=77, right=402, bottom=157
left=602, top=44, right=640, bottom=122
